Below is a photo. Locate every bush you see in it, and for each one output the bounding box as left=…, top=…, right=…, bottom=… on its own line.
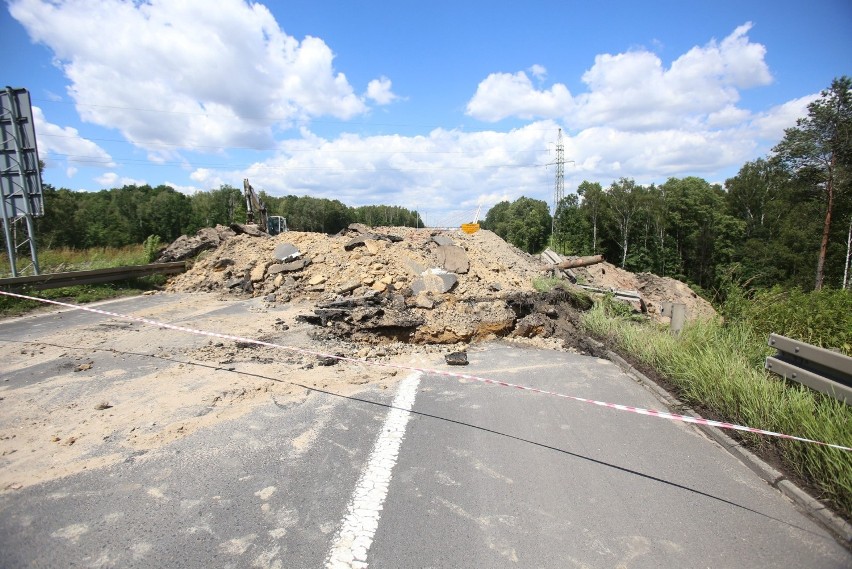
left=143, top=235, right=163, bottom=263
left=722, top=286, right=851, bottom=355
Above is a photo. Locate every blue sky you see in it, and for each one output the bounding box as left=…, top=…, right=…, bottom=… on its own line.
left=3, top=0, right=850, bottom=226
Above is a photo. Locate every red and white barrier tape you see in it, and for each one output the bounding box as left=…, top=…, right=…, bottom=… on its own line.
left=1, top=290, right=850, bottom=452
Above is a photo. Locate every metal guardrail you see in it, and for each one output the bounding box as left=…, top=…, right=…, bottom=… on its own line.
left=0, top=262, right=186, bottom=291
left=765, top=334, right=852, bottom=405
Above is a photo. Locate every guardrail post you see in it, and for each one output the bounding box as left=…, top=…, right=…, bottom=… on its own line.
left=670, top=304, right=685, bottom=335
left=659, top=302, right=685, bottom=335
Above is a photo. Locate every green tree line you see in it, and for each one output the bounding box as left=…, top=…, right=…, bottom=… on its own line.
left=484, top=77, right=852, bottom=293
left=29, top=184, right=422, bottom=250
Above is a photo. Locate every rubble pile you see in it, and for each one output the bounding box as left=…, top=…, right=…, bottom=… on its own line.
left=167, top=224, right=550, bottom=344
left=571, top=261, right=717, bottom=321
left=165, top=223, right=715, bottom=347
left=156, top=225, right=236, bottom=263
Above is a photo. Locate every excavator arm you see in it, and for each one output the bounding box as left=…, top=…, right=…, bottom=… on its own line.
left=243, top=178, right=269, bottom=233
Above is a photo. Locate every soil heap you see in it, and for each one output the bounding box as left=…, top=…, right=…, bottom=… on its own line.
left=167, top=225, right=550, bottom=343
left=165, top=224, right=715, bottom=347
left=570, top=261, right=717, bottom=321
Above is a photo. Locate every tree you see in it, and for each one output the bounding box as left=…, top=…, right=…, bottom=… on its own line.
left=352, top=205, right=420, bottom=229
left=661, top=177, right=743, bottom=289
left=553, top=194, right=590, bottom=255
left=577, top=181, right=604, bottom=254
left=724, top=160, right=821, bottom=288
left=189, top=185, right=244, bottom=229
left=773, top=76, right=852, bottom=290
left=725, top=158, right=787, bottom=240
left=506, top=197, right=552, bottom=253
left=481, top=200, right=512, bottom=237
left=644, top=184, right=669, bottom=275
left=605, top=178, right=643, bottom=268
left=844, top=213, right=852, bottom=289
left=482, top=197, right=552, bottom=253
left=36, top=185, right=83, bottom=248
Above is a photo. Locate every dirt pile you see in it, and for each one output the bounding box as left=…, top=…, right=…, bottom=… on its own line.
left=167, top=225, right=552, bottom=345
left=165, top=224, right=714, bottom=347
left=571, top=261, right=716, bottom=321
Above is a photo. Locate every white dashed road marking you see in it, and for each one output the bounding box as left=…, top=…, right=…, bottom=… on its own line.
left=325, top=371, right=422, bottom=569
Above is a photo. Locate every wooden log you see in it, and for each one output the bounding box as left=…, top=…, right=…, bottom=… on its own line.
left=556, top=255, right=604, bottom=269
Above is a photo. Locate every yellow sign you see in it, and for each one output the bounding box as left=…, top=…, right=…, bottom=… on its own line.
left=460, top=223, right=480, bottom=234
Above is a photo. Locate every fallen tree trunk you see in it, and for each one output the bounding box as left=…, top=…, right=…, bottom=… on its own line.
left=556, top=255, right=604, bottom=269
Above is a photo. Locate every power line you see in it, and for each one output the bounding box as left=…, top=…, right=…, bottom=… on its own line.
left=40, top=132, right=537, bottom=155
left=554, top=128, right=564, bottom=235
left=32, top=97, right=563, bottom=131
left=43, top=150, right=549, bottom=172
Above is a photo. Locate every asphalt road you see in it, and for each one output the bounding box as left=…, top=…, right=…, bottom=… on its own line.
left=0, top=295, right=848, bottom=568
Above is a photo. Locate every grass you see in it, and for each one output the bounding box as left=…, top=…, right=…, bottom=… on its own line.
left=0, top=244, right=163, bottom=317
left=532, top=277, right=594, bottom=310
left=532, top=276, right=565, bottom=292
left=33, top=245, right=150, bottom=272
left=582, top=302, right=852, bottom=517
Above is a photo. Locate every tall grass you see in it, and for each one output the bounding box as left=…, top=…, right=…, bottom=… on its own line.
left=583, top=303, right=852, bottom=516
left=0, top=244, right=158, bottom=316
left=1, top=245, right=149, bottom=276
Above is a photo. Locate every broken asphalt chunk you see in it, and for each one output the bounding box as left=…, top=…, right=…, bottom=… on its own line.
left=229, top=223, right=265, bottom=237
left=268, top=259, right=311, bottom=274
left=431, top=234, right=454, bottom=246
left=445, top=351, right=468, bottom=366
left=411, top=269, right=458, bottom=295
left=273, top=243, right=300, bottom=262
left=316, top=354, right=342, bottom=366
left=436, top=245, right=470, bottom=274
left=344, top=237, right=370, bottom=251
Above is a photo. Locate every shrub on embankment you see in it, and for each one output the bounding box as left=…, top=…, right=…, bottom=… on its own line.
left=582, top=293, right=852, bottom=518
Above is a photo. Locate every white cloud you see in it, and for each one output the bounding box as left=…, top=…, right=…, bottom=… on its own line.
left=95, top=172, right=147, bottom=187
left=448, top=21, right=794, bottom=215
left=706, top=105, right=752, bottom=128
left=184, top=114, right=787, bottom=223
left=66, top=166, right=77, bottom=178
left=10, top=0, right=388, bottom=153
left=529, top=64, right=547, bottom=80
left=189, top=168, right=227, bottom=190
left=31, top=107, right=114, bottom=168
left=190, top=123, right=556, bottom=222
left=564, top=126, right=756, bottom=179
left=163, top=181, right=205, bottom=195
left=717, top=23, right=773, bottom=88
left=467, top=23, right=773, bottom=131
left=751, top=94, right=817, bottom=141
left=95, top=172, right=118, bottom=186
left=466, top=71, right=573, bottom=122
left=366, top=77, right=399, bottom=105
